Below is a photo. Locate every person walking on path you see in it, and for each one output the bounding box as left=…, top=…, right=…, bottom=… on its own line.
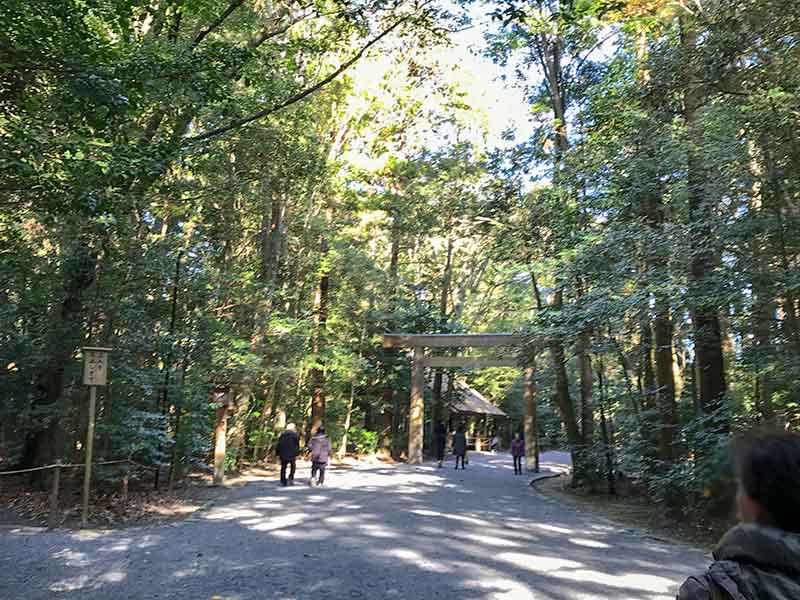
left=511, top=432, right=524, bottom=475
left=453, top=425, right=467, bottom=470
left=490, top=433, right=500, bottom=453
left=309, top=426, right=332, bottom=486
left=276, top=423, right=300, bottom=486
left=678, top=431, right=800, bottom=600
left=435, top=421, right=448, bottom=468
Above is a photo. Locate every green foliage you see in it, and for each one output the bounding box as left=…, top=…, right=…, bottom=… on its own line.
left=0, top=0, right=461, bottom=477
left=348, top=426, right=380, bottom=455
left=1, top=0, right=797, bottom=531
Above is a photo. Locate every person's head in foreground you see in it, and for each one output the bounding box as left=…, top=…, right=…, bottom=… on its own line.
left=286, top=423, right=296, bottom=432
left=736, top=431, right=800, bottom=532
left=677, top=430, right=800, bottom=600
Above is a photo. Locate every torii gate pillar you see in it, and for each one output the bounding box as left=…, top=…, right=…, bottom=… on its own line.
left=408, top=346, right=425, bottom=464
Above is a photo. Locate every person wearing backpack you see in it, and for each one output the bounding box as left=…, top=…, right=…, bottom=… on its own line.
left=677, top=431, right=800, bottom=600
left=308, top=426, right=332, bottom=487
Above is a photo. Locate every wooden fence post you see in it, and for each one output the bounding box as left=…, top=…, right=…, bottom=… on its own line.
left=48, top=462, right=61, bottom=529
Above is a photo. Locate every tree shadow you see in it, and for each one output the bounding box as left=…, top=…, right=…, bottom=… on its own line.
left=0, top=454, right=707, bottom=599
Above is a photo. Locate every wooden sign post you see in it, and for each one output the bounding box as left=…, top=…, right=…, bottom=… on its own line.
left=82, top=347, right=111, bottom=528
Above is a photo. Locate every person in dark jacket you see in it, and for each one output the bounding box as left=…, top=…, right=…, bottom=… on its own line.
left=276, top=423, right=300, bottom=486
left=452, top=425, right=467, bottom=470
left=677, top=431, right=800, bottom=600
left=511, top=432, right=525, bottom=475
left=435, top=422, right=448, bottom=468
left=309, top=426, right=332, bottom=487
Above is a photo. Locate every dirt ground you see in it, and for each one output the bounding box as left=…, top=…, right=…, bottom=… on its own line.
left=0, top=467, right=264, bottom=530
left=0, top=455, right=389, bottom=530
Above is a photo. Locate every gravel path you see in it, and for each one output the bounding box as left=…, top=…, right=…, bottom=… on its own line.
left=0, top=452, right=707, bottom=599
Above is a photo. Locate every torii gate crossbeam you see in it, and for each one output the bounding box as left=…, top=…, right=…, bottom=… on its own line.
left=382, top=333, right=538, bottom=469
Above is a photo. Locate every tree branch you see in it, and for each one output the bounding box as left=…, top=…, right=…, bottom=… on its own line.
left=247, top=6, right=292, bottom=50
left=191, top=0, right=245, bottom=49
left=568, top=28, right=618, bottom=81
left=186, top=14, right=415, bottom=143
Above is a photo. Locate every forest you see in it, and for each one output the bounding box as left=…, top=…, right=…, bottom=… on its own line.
left=2, top=0, right=798, bottom=522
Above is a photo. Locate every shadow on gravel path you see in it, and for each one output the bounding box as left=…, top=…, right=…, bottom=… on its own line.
left=0, top=451, right=706, bottom=600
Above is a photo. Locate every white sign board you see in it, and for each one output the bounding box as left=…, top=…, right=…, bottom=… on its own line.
left=83, top=347, right=111, bottom=386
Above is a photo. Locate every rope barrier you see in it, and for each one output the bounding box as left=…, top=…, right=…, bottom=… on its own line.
left=0, top=459, right=158, bottom=476
left=0, top=464, right=58, bottom=475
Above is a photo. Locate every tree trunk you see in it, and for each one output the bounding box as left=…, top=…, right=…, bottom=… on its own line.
left=380, top=387, right=394, bottom=452
left=522, top=364, right=539, bottom=472
left=642, top=178, right=677, bottom=462
left=577, top=331, right=594, bottom=443
left=227, top=390, right=250, bottom=469
left=440, top=237, right=453, bottom=319
left=260, top=182, right=285, bottom=289
left=682, top=16, right=728, bottom=416
left=309, top=212, right=331, bottom=433
left=548, top=296, right=582, bottom=475
left=747, top=141, right=777, bottom=422
left=155, top=250, right=182, bottom=489
left=596, top=358, right=615, bottom=495
left=25, top=241, right=96, bottom=478
left=432, top=237, right=453, bottom=427
left=168, top=357, right=188, bottom=489
left=532, top=275, right=583, bottom=480
left=610, top=333, right=641, bottom=422
left=752, top=287, right=776, bottom=422
left=339, top=382, right=356, bottom=460
left=639, top=316, right=661, bottom=464
left=640, top=318, right=656, bottom=413
left=309, top=269, right=329, bottom=433
left=653, top=296, right=677, bottom=462
left=577, top=330, right=595, bottom=485
left=381, top=213, right=401, bottom=452
left=268, top=380, right=286, bottom=457
left=550, top=334, right=583, bottom=479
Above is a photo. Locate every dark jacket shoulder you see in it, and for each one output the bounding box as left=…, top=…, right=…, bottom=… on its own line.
left=276, top=430, right=299, bottom=459
left=677, top=525, right=800, bottom=600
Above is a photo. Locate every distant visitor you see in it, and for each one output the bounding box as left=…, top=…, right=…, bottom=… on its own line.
left=511, top=432, right=524, bottom=475
left=453, top=425, right=467, bottom=470
left=435, top=421, right=448, bottom=468
left=309, top=426, right=332, bottom=487
left=276, top=423, right=300, bottom=486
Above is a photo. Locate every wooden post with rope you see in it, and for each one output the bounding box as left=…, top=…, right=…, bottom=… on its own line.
left=81, top=347, right=111, bottom=528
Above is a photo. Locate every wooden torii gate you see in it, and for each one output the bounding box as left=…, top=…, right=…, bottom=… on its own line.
left=382, top=333, right=539, bottom=470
